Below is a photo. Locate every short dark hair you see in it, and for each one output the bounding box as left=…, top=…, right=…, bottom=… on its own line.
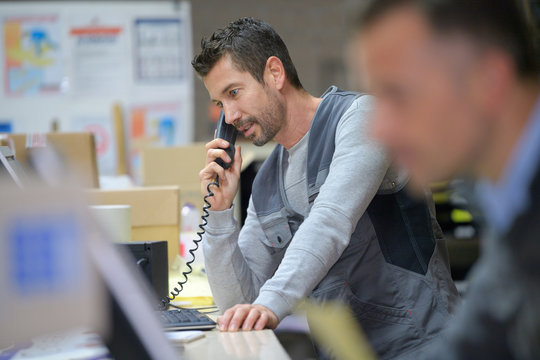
left=192, top=17, right=303, bottom=89
left=354, top=0, right=540, bottom=79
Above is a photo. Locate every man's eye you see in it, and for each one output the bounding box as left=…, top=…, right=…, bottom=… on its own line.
left=230, top=89, right=239, bottom=97
left=216, top=102, right=223, bottom=108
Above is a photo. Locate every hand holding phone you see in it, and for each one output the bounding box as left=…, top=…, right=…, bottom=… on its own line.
left=199, top=111, right=241, bottom=211
left=214, top=111, right=237, bottom=169
left=164, top=112, right=239, bottom=305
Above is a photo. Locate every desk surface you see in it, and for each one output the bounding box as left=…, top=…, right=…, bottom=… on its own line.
left=180, top=329, right=290, bottom=360
left=166, top=272, right=290, bottom=359
left=0, top=326, right=291, bottom=360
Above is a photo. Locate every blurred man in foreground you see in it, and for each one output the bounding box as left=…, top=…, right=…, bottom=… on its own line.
left=354, top=0, right=540, bottom=358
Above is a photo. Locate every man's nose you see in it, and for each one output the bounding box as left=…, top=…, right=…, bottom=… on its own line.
left=224, top=107, right=242, bottom=125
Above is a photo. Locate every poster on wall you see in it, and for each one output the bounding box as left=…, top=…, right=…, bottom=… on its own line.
left=68, top=15, right=128, bottom=95
left=134, top=18, right=186, bottom=83
left=128, top=101, right=184, bottom=181
left=3, top=14, right=65, bottom=97
left=72, top=116, right=117, bottom=176
left=0, top=1, right=194, bottom=152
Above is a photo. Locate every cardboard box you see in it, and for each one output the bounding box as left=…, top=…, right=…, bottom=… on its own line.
left=86, top=186, right=180, bottom=266
left=1, top=132, right=99, bottom=188
left=141, top=143, right=207, bottom=210
left=140, top=142, right=276, bottom=223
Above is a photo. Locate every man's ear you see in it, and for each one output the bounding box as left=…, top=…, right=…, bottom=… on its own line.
left=264, top=56, right=286, bottom=90
left=478, top=50, right=514, bottom=111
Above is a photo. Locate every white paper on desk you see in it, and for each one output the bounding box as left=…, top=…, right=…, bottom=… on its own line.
left=166, top=330, right=205, bottom=344
left=3, top=328, right=109, bottom=360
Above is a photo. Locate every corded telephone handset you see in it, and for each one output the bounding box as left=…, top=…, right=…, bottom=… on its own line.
left=214, top=111, right=238, bottom=169
left=161, top=111, right=237, bottom=309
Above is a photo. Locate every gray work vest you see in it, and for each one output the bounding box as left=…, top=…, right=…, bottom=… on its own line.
left=252, top=86, right=458, bottom=359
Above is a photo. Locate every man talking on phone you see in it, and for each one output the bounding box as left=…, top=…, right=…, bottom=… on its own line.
left=193, top=18, right=458, bottom=359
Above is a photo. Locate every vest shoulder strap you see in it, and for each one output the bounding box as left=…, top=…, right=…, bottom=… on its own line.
left=251, top=87, right=363, bottom=247
left=307, top=87, right=363, bottom=199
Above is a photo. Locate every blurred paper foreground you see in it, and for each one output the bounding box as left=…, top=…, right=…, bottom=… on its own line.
left=0, top=146, right=181, bottom=359
left=302, top=300, right=377, bottom=360
left=0, top=180, right=107, bottom=349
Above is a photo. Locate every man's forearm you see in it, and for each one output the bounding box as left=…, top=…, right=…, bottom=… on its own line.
left=254, top=95, right=389, bottom=320
left=203, top=205, right=272, bottom=312
left=203, top=207, right=250, bottom=311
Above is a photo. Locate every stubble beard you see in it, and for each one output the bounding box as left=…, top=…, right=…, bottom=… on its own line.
left=242, top=94, right=286, bottom=147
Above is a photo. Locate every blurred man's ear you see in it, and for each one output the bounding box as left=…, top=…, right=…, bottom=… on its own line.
left=477, top=50, right=514, bottom=114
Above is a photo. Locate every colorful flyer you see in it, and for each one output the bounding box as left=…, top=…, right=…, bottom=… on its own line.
left=128, top=101, right=184, bottom=181
left=3, top=14, right=65, bottom=96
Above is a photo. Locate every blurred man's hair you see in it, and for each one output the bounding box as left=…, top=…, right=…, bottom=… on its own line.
left=192, top=17, right=303, bottom=89
left=355, top=0, right=540, bottom=79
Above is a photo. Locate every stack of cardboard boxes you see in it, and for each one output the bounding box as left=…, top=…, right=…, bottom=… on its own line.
left=1, top=132, right=99, bottom=188
left=86, top=186, right=180, bottom=267
left=0, top=132, right=206, bottom=269
left=141, top=143, right=207, bottom=210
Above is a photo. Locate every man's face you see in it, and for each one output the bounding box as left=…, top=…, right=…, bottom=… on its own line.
left=204, top=55, right=285, bottom=146
left=355, top=7, right=492, bottom=187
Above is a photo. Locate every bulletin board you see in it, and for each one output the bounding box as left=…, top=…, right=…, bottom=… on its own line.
left=0, top=1, right=194, bottom=177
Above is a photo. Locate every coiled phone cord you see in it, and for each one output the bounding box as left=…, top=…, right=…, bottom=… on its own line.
left=160, top=179, right=219, bottom=310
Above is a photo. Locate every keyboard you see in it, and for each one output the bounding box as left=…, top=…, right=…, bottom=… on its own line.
left=158, top=308, right=217, bottom=331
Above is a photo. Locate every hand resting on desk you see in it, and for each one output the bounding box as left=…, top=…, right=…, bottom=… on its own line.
left=217, top=304, right=278, bottom=332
